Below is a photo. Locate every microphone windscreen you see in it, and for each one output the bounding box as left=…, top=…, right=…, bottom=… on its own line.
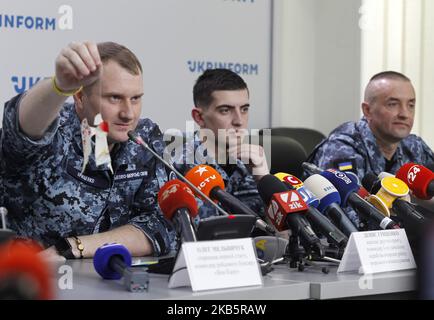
left=378, top=172, right=394, bottom=180
left=257, top=175, right=289, bottom=203
left=274, top=173, right=303, bottom=189
left=362, top=172, right=379, bottom=193
left=158, top=179, right=198, bottom=220
left=185, top=165, right=225, bottom=198
left=321, top=170, right=360, bottom=205
left=0, top=241, right=52, bottom=300
left=297, top=186, right=320, bottom=208
left=345, top=171, right=361, bottom=185
left=304, top=174, right=341, bottom=212
left=396, top=163, right=434, bottom=200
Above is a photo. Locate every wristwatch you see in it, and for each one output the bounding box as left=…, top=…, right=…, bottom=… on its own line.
left=54, top=237, right=75, bottom=259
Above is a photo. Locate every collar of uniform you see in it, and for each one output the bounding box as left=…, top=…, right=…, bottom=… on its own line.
left=112, top=119, right=162, bottom=168
left=358, top=118, right=386, bottom=173
left=358, top=117, right=404, bottom=172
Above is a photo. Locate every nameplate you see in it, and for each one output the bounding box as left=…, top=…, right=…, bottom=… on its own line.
left=337, top=229, right=417, bottom=274
left=113, top=170, right=148, bottom=182
left=168, top=238, right=263, bottom=291
left=66, top=165, right=110, bottom=189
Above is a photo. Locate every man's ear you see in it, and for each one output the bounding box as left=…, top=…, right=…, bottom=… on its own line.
left=73, top=90, right=84, bottom=111
left=361, top=102, right=371, bottom=120
left=192, top=107, right=205, bottom=127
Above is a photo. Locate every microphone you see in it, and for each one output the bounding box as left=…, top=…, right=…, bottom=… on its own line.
left=157, top=179, right=199, bottom=243
left=275, top=173, right=320, bottom=208
left=396, top=163, right=434, bottom=200
left=321, top=169, right=399, bottom=230
left=302, top=162, right=323, bottom=176
left=378, top=171, right=395, bottom=180
left=0, top=241, right=53, bottom=300
left=93, top=243, right=149, bottom=292
left=127, top=130, right=230, bottom=216
left=362, top=173, right=428, bottom=230
left=184, top=165, right=276, bottom=235
left=362, top=172, right=382, bottom=195
left=303, top=174, right=358, bottom=237
left=257, top=175, right=324, bottom=257
left=363, top=172, right=411, bottom=203
left=275, top=173, right=348, bottom=250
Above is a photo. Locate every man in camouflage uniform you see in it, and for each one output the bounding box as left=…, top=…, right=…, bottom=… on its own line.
left=0, top=42, right=174, bottom=259
left=307, top=71, right=434, bottom=181
left=172, top=69, right=268, bottom=220
left=307, top=71, right=434, bottom=228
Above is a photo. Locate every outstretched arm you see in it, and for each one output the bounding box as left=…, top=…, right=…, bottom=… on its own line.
left=18, top=42, right=101, bottom=139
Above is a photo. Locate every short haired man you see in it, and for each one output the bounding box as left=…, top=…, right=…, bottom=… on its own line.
left=172, top=68, right=269, bottom=219
left=0, top=42, right=174, bottom=259
left=307, top=71, right=434, bottom=181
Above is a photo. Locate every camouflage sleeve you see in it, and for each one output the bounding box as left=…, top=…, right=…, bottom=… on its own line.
left=1, top=93, right=60, bottom=167
left=128, top=124, right=175, bottom=256
left=420, top=138, right=434, bottom=168
left=309, top=137, right=367, bottom=181
left=129, top=174, right=175, bottom=257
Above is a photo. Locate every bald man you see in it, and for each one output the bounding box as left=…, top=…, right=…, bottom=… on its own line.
left=307, top=71, right=434, bottom=181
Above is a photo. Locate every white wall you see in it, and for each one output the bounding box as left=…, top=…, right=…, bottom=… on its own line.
left=0, top=0, right=272, bottom=132
left=273, top=0, right=434, bottom=150
left=272, top=0, right=362, bottom=137
left=361, top=0, right=434, bottom=149
left=272, top=0, right=317, bottom=130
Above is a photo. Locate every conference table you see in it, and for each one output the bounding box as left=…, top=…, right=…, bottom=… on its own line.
left=53, top=258, right=417, bottom=300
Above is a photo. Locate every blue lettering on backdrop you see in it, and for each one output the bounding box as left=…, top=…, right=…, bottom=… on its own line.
left=11, top=76, right=45, bottom=94
left=188, top=61, right=259, bottom=76
left=0, top=14, right=56, bottom=30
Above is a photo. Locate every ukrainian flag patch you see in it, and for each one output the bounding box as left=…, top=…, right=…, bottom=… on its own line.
left=333, top=158, right=357, bottom=173
left=338, top=161, right=353, bottom=171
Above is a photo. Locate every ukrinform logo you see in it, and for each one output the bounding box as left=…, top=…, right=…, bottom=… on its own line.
left=187, top=61, right=259, bottom=76
left=11, top=76, right=45, bottom=94
left=0, top=5, right=73, bottom=31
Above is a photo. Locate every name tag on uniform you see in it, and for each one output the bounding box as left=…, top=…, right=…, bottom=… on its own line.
left=114, top=170, right=148, bottom=182
left=66, top=165, right=111, bottom=189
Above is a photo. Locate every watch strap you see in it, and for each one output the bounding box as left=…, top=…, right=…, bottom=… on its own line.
left=54, top=237, right=75, bottom=259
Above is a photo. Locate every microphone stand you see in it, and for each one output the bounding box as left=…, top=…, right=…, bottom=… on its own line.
left=285, top=232, right=340, bottom=274
left=0, top=207, right=15, bottom=245
left=128, top=131, right=230, bottom=216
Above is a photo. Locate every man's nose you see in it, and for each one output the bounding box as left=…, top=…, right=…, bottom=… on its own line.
left=120, top=99, right=134, bottom=120
left=232, top=109, right=243, bottom=127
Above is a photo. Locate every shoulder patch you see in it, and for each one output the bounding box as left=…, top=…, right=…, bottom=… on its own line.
left=333, top=158, right=357, bottom=173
